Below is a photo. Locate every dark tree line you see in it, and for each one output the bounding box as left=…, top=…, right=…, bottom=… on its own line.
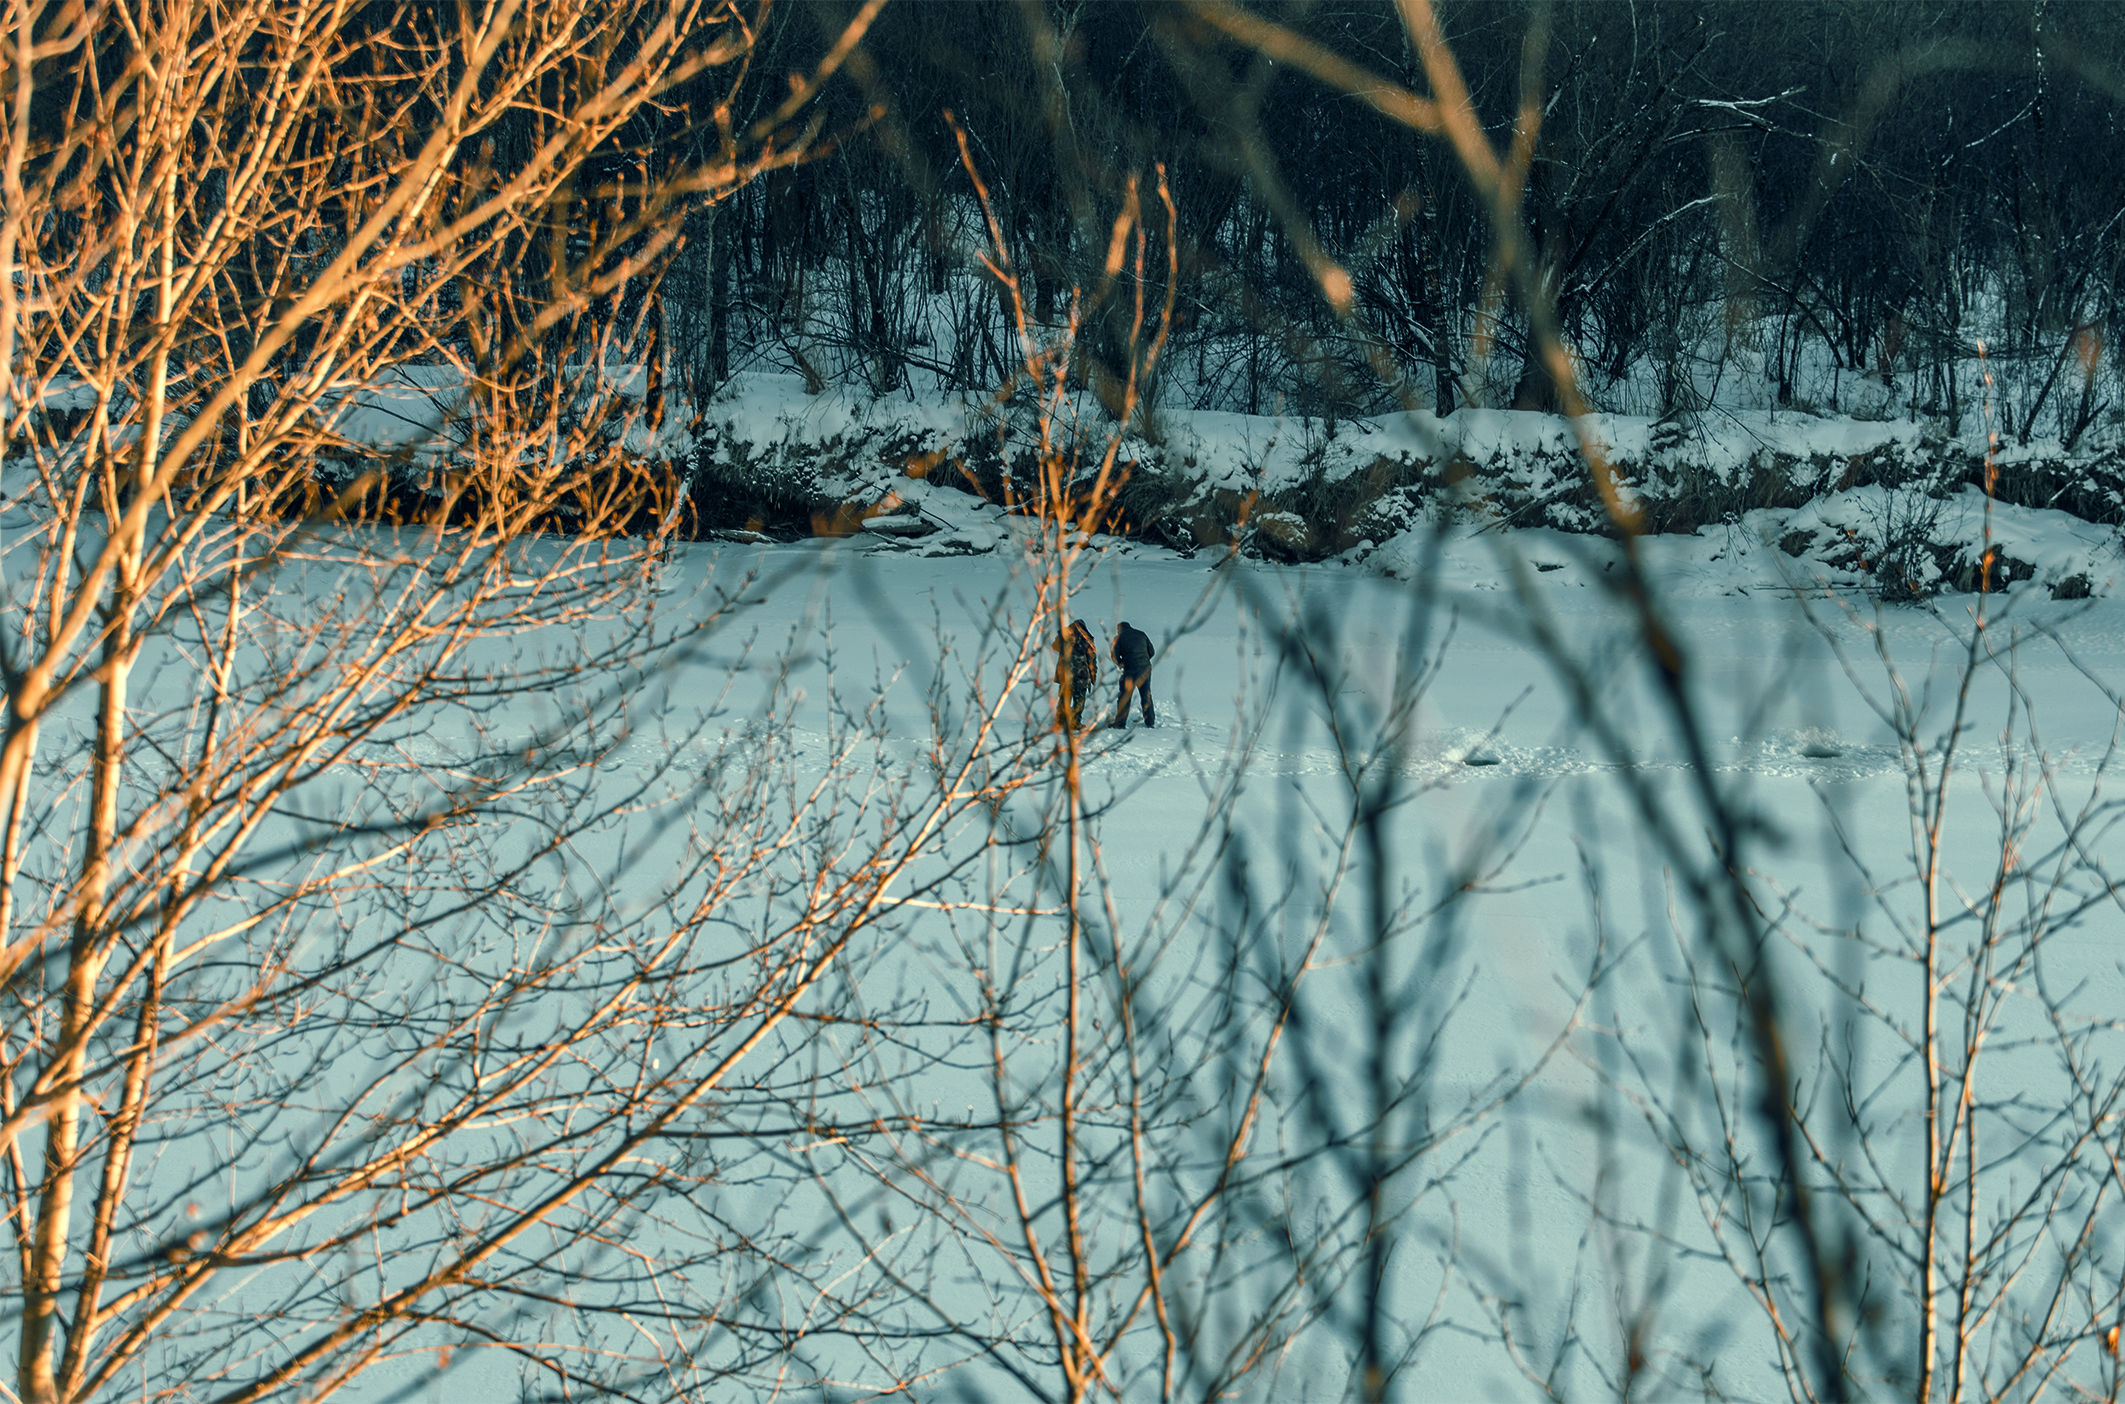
left=646, top=0, right=2125, bottom=441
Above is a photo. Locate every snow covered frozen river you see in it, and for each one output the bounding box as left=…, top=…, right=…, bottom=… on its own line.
left=32, top=508, right=2119, bottom=1401
left=492, top=526, right=2120, bottom=1401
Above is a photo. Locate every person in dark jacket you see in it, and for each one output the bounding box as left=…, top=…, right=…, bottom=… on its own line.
left=1055, top=618, right=1099, bottom=731
left=1107, top=621, right=1155, bottom=728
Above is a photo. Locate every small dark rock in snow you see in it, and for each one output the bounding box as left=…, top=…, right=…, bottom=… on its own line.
left=1462, top=749, right=1502, bottom=767
left=861, top=514, right=937, bottom=538
left=1799, top=739, right=1842, bottom=759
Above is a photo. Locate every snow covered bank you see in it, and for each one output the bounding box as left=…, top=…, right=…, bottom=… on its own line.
left=28, top=366, right=2116, bottom=598
left=660, top=375, right=2125, bottom=599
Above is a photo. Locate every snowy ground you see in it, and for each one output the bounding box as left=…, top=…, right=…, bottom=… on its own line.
left=25, top=491, right=2113, bottom=1398
left=497, top=522, right=2121, bottom=1400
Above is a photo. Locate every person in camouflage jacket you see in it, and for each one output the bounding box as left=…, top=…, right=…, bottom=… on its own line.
left=1055, top=618, right=1099, bottom=730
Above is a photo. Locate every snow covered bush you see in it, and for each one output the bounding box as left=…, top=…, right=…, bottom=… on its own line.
left=1857, top=486, right=1953, bottom=602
